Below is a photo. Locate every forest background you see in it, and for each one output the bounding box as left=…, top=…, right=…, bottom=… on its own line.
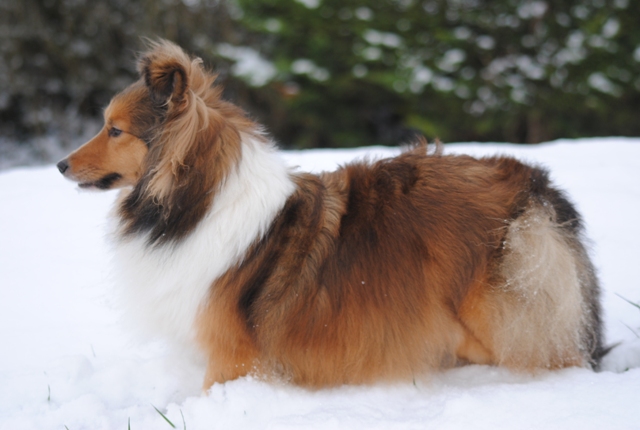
left=1, top=0, right=639, bottom=168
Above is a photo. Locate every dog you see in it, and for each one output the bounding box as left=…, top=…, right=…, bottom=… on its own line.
left=57, top=40, right=605, bottom=389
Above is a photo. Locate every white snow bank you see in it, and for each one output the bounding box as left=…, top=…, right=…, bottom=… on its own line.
left=0, top=139, right=639, bottom=429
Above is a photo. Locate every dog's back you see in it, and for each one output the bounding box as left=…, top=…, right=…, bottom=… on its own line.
left=198, top=149, right=604, bottom=387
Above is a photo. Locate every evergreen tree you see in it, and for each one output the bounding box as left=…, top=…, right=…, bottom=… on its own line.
left=1, top=0, right=639, bottom=165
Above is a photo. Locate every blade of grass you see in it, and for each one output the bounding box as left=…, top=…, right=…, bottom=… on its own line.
left=622, top=322, right=640, bottom=339
left=152, top=405, right=176, bottom=428
left=616, top=293, right=640, bottom=311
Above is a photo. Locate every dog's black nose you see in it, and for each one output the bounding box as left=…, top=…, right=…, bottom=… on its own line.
left=57, top=159, right=69, bottom=174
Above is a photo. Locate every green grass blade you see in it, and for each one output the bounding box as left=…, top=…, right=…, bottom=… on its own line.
left=616, top=293, right=640, bottom=311
left=152, top=405, right=176, bottom=428
left=622, top=322, right=640, bottom=338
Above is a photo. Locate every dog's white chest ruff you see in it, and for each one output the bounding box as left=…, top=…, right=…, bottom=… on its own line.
left=112, top=138, right=295, bottom=345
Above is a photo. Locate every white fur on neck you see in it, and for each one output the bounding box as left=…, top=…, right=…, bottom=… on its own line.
left=112, top=136, right=296, bottom=348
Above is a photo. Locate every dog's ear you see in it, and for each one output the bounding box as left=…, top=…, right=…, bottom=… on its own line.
left=139, top=45, right=189, bottom=107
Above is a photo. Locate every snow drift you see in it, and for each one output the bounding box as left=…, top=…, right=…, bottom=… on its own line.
left=0, top=139, right=639, bottom=429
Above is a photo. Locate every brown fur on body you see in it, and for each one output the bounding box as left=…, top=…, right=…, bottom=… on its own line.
left=200, top=152, right=604, bottom=387
left=57, top=40, right=605, bottom=390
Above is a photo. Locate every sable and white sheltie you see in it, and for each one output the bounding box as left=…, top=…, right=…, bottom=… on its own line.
left=57, top=40, right=605, bottom=389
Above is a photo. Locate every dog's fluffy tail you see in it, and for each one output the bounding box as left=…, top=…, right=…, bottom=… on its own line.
left=485, top=168, right=604, bottom=370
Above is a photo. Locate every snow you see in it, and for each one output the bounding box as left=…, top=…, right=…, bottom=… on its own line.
left=363, top=29, right=403, bottom=48
left=293, top=0, right=320, bottom=9
left=291, top=59, right=330, bottom=82
left=1, top=138, right=639, bottom=429
left=216, top=44, right=277, bottom=87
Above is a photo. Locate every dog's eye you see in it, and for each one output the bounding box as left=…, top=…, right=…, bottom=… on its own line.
left=109, top=127, right=122, bottom=138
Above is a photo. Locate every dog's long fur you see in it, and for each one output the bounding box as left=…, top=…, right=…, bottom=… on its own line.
left=58, top=40, right=605, bottom=389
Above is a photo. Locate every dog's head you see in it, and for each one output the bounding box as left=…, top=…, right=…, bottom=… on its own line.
left=56, top=81, right=152, bottom=189
left=57, top=40, right=227, bottom=191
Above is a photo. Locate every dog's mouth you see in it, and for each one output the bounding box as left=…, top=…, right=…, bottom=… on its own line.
left=78, top=182, right=99, bottom=190
left=78, top=173, right=123, bottom=190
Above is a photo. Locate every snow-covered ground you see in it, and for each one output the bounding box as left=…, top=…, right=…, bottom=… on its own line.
left=1, top=139, right=639, bottom=429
